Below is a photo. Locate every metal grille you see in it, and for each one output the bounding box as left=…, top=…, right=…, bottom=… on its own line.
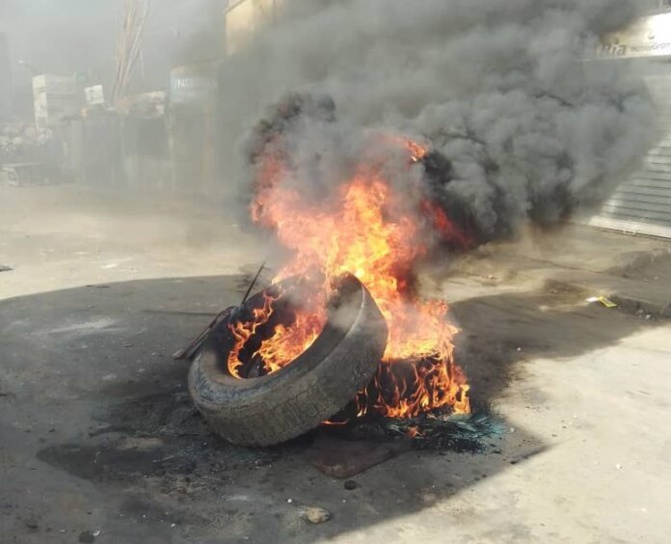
left=592, top=75, right=671, bottom=238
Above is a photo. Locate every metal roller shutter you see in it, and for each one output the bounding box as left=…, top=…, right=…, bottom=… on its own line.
left=591, top=75, right=671, bottom=238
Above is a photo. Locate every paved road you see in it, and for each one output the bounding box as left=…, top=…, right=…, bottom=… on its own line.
left=1, top=185, right=670, bottom=544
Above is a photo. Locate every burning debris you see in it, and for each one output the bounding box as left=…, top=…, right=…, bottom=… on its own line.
left=188, top=96, right=475, bottom=447
left=189, top=0, right=657, bottom=449
left=189, top=82, right=650, bottom=447
left=338, top=411, right=506, bottom=453
left=188, top=273, right=389, bottom=447
left=240, top=94, right=475, bottom=417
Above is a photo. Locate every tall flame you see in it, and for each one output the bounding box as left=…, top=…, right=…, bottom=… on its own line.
left=229, top=136, right=471, bottom=418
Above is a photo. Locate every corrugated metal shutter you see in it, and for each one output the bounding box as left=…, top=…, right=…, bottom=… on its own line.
left=591, top=75, right=671, bottom=238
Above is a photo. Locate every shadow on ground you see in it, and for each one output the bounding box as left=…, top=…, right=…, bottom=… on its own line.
left=0, top=274, right=663, bottom=544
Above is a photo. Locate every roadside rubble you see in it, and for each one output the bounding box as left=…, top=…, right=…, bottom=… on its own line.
left=550, top=270, right=671, bottom=318
left=448, top=225, right=671, bottom=319
left=78, top=530, right=98, bottom=543
left=586, top=296, right=618, bottom=308
left=299, top=506, right=332, bottom=525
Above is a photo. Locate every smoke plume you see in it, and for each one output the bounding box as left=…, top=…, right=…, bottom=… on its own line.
left=234, top=0, right=656, bottom=246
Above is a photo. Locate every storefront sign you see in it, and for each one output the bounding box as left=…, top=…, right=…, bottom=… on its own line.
left=599, top=12, right=671, bottom=58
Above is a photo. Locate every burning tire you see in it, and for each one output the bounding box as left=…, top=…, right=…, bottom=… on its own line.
left=188, top=274, right=388, bottom=447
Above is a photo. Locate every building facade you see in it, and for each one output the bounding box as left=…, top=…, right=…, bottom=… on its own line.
left=593, top=5, right=671, bottom=238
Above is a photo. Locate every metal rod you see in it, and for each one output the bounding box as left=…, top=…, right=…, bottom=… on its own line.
left=241, top=260, right=267, bottom=304
left=172, top=259, right=268, bottom=361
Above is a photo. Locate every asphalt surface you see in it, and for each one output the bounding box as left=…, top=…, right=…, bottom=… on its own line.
left=1, top=185, right=670, bottom=544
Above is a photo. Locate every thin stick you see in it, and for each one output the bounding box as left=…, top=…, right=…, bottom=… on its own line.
left=242, top=260, right=267, bottom=304
left=172, top=260, right=269, bottom=361
left=111, top=0, right=150, bottom=103
left=171, top=307, right=232, bottom=361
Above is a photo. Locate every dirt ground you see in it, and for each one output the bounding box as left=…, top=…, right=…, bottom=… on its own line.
left=1, top=184, right=670, bottom=544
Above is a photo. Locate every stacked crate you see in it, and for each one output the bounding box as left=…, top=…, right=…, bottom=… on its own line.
left=32, top=75, right=80, bottom=130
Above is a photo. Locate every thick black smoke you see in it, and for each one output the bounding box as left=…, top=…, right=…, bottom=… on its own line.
left=238, top=0, right=657, bottom=247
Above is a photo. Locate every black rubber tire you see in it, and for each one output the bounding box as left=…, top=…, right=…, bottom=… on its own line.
left=188, top=275, right=388, bottom=447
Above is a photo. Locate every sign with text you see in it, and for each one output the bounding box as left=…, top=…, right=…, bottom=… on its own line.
left=599, top=12, right=671, bottom=58
left=84, top=85, right=105, bottom=106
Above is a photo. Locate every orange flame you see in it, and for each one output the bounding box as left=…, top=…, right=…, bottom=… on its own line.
left=227, top=282, right=327, bottom=378
left=229, top=136, right=471, bottom=418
